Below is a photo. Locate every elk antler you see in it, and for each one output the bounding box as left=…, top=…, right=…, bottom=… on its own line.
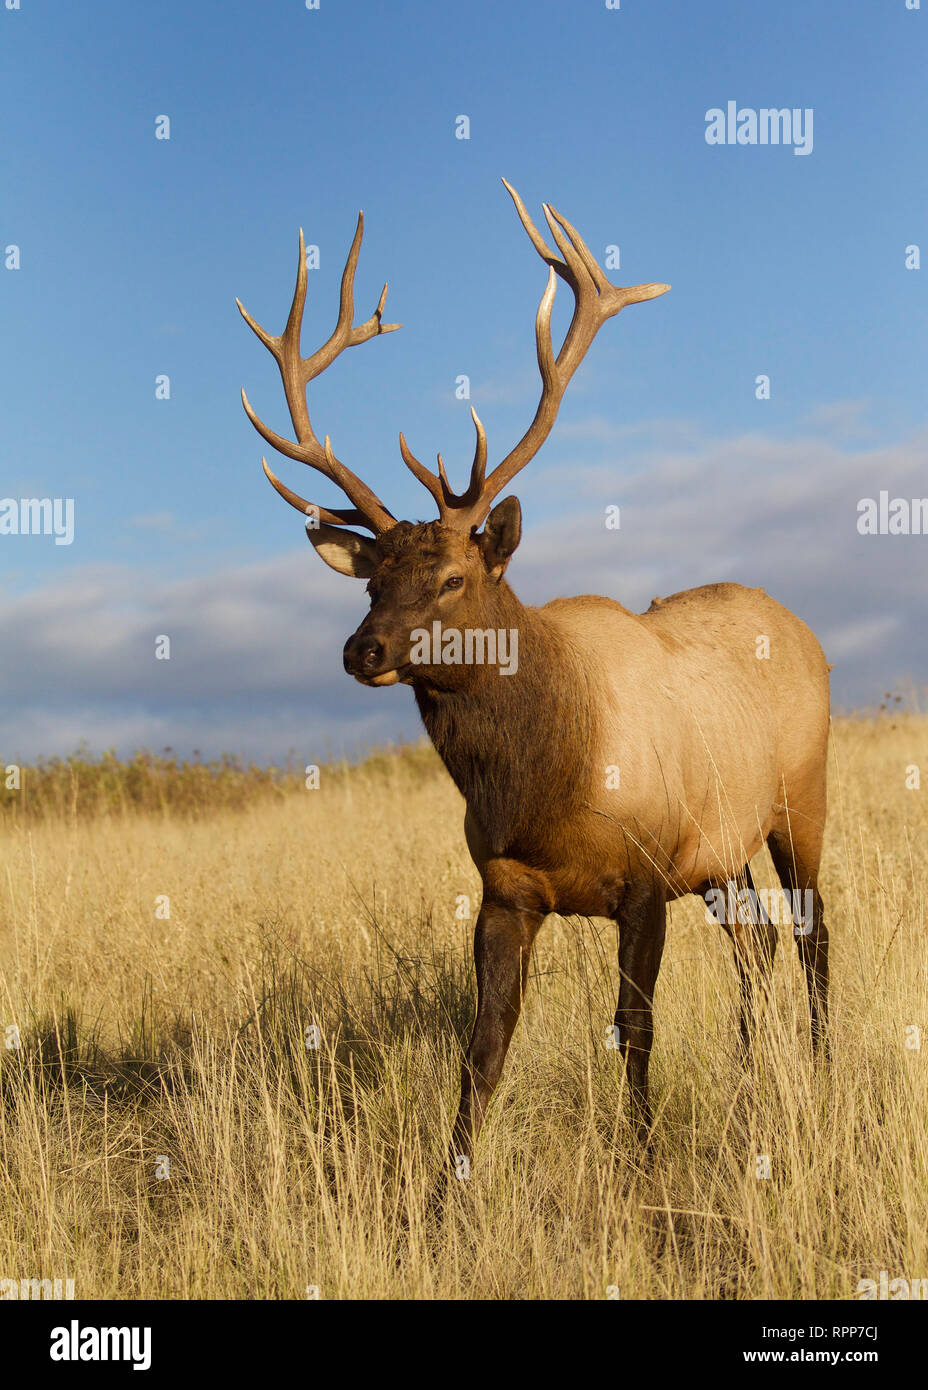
left=399, top=180, right=670, bottom=533
left=237, top=217, right=399, bottom=535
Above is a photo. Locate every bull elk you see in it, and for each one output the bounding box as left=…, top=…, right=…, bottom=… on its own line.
left=238, top=181, right=831, bottom=1174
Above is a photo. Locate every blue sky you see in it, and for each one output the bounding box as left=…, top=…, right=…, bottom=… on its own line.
left=1, top=0, right=926, bottom=761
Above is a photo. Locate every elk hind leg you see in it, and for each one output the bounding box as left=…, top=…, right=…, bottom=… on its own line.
left=702, top=863, right=778, bottom=1056
left=767, top=824, right=829, bottom=1055
left=613, top=883, right=667, bottom=1145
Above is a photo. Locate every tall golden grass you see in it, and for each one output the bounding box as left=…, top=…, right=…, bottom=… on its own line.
left=0, top=716, right=925, bottom=1299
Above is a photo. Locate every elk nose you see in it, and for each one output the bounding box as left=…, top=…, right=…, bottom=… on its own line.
left=343, top=634, right=384, bottom=675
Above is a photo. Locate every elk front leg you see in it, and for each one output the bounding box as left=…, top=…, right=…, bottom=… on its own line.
left=447, top=885, right=546, bottom=1176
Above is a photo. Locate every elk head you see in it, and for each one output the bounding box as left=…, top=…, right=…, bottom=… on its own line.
left=238, top=181, right=669, bottom=688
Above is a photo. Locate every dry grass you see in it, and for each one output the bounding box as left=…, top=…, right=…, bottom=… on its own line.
left=0, top=716, right=926, bottom=1300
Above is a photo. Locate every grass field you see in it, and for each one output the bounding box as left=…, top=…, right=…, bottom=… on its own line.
left=1, top=715, right=926, bottom=1300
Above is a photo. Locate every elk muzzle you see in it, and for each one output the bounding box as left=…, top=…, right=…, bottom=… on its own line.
left=343, top=630, right=402, bottom=686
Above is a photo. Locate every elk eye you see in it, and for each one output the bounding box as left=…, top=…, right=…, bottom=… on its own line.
left=442, top=575, right=464, bottom=592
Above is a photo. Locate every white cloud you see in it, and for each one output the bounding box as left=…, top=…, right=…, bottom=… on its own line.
left=820, top=615, right=901, bottom=662
left=1, top=420, right=926, bottom=760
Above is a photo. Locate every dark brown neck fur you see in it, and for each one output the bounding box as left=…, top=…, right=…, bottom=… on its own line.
left=413, top=582, right=595, bottom=859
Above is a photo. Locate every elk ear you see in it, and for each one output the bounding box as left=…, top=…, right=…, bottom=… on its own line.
left=478, top=496, right=522, bottom=577
left=305, top=521, right=378, bottom=578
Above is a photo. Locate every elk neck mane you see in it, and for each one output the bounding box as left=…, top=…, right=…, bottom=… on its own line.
left=412, top=582, right=596, bottom=857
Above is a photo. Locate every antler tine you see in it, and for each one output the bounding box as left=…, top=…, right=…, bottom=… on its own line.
left=435, top=408, right=489, bottom=508
left=501, top=178, right=570, bottom=284
left=505, top=183, right=668, bottom=312
left=302, top=216, right=401, bottom=374
left=459, top=406, right=488, bottom=504
left=543, top=203, right=602, bottom=296
left=534, top=266, right=559, bottom=399
left=238, top=218, right=399, bottom=535
left=398, top=432, right=446, bottom=513
left=456, top=181, right=670, bottom=526
left=398, top=405, right=489, bottom=524
left=546, top=201, right=671, bottom=310
left=261, top=457, right=372, bottom=528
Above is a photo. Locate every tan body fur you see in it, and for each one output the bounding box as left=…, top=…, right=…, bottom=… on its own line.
left=484, top=582, right=831, bottom=913
left=433, top=573, right=827, bottom=911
